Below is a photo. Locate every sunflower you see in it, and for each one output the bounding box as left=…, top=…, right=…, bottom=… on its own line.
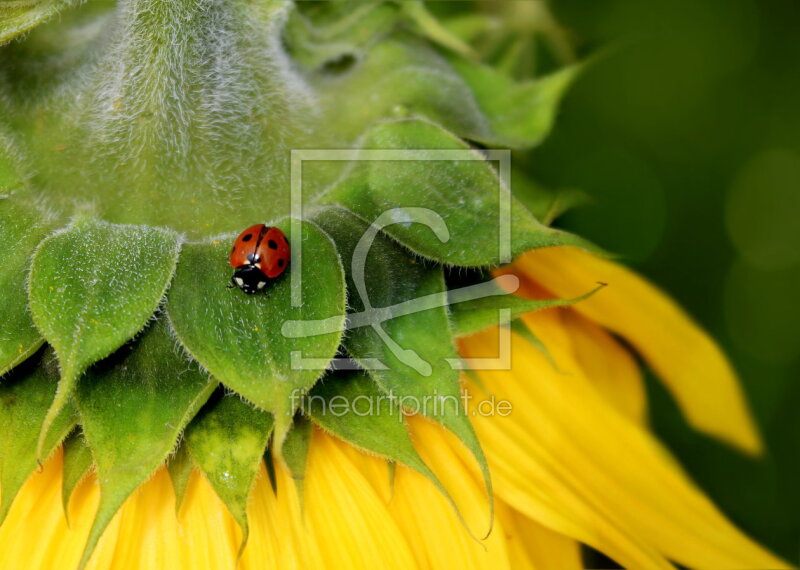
left=0, top=1, right=788, bottom=569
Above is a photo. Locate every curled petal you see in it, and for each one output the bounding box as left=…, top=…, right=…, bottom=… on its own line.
left=503, top=246, right=761, bottom=454
left=460, top=317, right=787, bottom=569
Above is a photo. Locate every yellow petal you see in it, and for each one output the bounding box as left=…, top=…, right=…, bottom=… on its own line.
left=499, top=502, right=583, bottom=570
left=505, top=245, right=761, bottom=453
left=0, top=450, right=119, bottom=570
left=561, top=309, right=647, bottom=424
left=302, top=430, right=417, bottom=570
left=460, top=317, right=788, bottom=569
left=400, top=416, right=511, bottom=569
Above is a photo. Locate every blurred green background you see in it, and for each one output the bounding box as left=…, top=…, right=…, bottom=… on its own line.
left=531, top=0, right=800, bottom=562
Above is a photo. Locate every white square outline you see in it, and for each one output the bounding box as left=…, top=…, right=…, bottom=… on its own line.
left=289, top=148, right=513, bottom=371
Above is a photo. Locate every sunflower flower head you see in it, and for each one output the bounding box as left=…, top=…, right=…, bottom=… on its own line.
left=0, top=1, right=789, bottom=569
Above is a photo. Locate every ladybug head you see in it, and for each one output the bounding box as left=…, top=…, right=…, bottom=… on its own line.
left=231, top=265, right=269, bottom=294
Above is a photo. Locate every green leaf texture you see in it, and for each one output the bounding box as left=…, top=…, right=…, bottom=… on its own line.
left=185, top=392, right=273, bottom=552
left=324, top=118, right=593, bottom=266
left=168, top=219, right=346, bottom=453
left=27, top=218, right=180, bottom=455
left=75, top=318, right=215, bottom=569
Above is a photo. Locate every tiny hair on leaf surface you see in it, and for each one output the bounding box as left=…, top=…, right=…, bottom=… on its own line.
left=323, top=117, right=595, bottom=266
left=74, top=318, right=216, bottom=569
left=27, top=218, right=181, bottom=457
left=167, top=217, right=346, bottom=458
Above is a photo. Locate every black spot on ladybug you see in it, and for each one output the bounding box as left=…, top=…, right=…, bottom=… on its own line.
left=278, top=258, right=285, bottom=267
left=268, top=239, right=278, bottom=250
left=242, top=233, right=253, bottom=242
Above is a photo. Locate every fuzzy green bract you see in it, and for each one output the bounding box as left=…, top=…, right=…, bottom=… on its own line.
left=449, top=281, right=607, bottom=338
left=74, top=319, right=215, bottom=568
left=324, top=118, right=592, bottom=266
left=313, top=206, right=493, bottom=525
left=282, top=414, right=312, bottom=501
left=167, top=219, right=346, bottom=455
left=185, top=392, right=274, bottom=552
left=27, top=218, right=181, bottom=456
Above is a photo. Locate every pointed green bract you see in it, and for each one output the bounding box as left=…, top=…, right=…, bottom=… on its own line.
left=74, top=318, right=215, bottom=568
left=185, top=392, right=273, bottom=551
left=324, top=118, right=593, bottom=266
left=0, top=198, right=51, bottom=376
left=27, top=218, right=180, bottom=456
left=0, top=0, right=80, bottom=46
left=166, top=441, right=194, bottom=516
left=61, top=429, right=93, bottom=519
left=448, top=55, right=583, bottom=149
left=167, top=218, right=346, bottom=454
left=306, top=372, right=424, bottom=468
left=0, top=350, right=76, bottom=524
left=449, top=281, right=606, bottom=337
left=282, top=414, right=312, bottom=502
left=313, top=206, right=493, bottom=532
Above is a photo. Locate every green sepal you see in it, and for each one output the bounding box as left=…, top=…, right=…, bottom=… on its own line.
left=185, top=392, right=274, bottom=554
left=0, top=349, right=76, bottom=524
left=166, top=441, right=194, bottom=516
left=75, top=318, right=215, bottom=569
left=311, top=205, right=493, bottom=534
left=447, top=55, right=583, bottom=149
left=27, top=218, right=181, bottom=457
left=323, top=118, right=593, bottom=266
left=167, top=218, right=346, bottom=455
left=449, top=279, right=607, bottom=337
left=0, top=197, right=52, bottom=376
left=282, top=414, right=312, bottom=504
left=61, top=428, right=93, bottom=523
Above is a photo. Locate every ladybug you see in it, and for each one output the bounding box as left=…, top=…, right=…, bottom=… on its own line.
left=228, top=224, right=290, bottom=294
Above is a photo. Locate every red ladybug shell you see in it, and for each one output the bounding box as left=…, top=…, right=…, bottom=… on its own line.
left=229, top=224, right=290, bottom=279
